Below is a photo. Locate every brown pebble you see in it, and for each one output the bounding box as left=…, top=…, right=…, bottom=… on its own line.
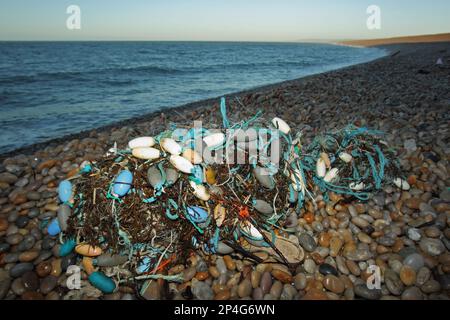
left=195, top=271, right=209, bottom=281
left=251, top=270, right=261, bottom=289
left=302, top=288, right=329, bottom=300
left=405, top=198, right=421, bottom=210
left=318, top=232, right=331, bottom=247
left=51, top=259, right=62, bottom=277
left=322, top=275, right=345, bottom=294
left=237, top=279, right=252, bottom=298
left=37, top=159, right=57, bottom=171
left=209, top=266, right=220, bottom=278
left=36, top=262, right=52, bottom=277
left=19, top=250, right=39, bottom=263
left=271, top=269, right=293, bottom=284
left=345, top=260, right=361, bottom=276
left=21, top=291, right=44, bottom=300
left=223, top=255, right=236, bottom=271
left=330, top=237, right=343, bottom=257
left=0, top=218, right=8, bottom=231
left=400, top=266, right=416, bottom=286
left=215, top=289, right=230, bottom=300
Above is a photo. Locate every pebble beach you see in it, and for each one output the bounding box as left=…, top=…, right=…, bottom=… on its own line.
left=0, top=41, right=449, bottom=300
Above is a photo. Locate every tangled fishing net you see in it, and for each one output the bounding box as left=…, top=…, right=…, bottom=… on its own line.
left=50, top=97, right=405, bottom=295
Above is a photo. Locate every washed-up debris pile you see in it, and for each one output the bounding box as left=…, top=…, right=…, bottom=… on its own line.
left=47, top=98, right=404, bottom=295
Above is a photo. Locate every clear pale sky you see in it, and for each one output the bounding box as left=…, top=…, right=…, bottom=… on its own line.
left=0, top=0, right=449, bottom=41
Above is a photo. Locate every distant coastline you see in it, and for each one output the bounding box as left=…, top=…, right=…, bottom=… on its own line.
left=338, top=32, right=450, bottom=47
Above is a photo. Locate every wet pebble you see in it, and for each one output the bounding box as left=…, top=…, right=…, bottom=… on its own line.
left=403, top=253, right=425, bottom=272
left=319, top=263, right=338, bottom=277
left=354, top=284, right=381, bottom=300
left=21, top=271, right=39, bottom=291
left=323, top=275, right=345, bottom=294
left=10, top=263, right=34, bottom=278
left=40, top=275, right=57, bottom=294
left=260, top=271, right=272, bottom=294
left=237, top=279, right=252, bottom=298
left=401, top=286, right=423, bottom=300
left=419, top=238, right=445, bottom=256
left=298, top=233, right=317, bottom=252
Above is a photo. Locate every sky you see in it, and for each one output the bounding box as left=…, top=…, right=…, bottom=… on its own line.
left=0, top=0, right=449, bottom=41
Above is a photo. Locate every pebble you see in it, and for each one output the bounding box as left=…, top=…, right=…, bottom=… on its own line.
left=401, top=286, right=423, bottom=300
left=280, top=284, right=296, bottom=300
left=22, top=271, right=39, bottom=291
left=40, top=275, right=57, bottom=294
left=408, top=228, right=422, bottom=241
left=419, top=238, right=445, bottom=256
left=251, top=271, right=261, bottom=289
left=216, top=258, right=227, bottom=275
left=141, top=280, right=162, bottom=300
left=11, top=277, right=26, bottom=295
left=10, top=263, right=34, bottom=278
left=415, top=267, right=431, bottom=286
left=271, top=269, right=293, bottom=284
left=36, top=262, right=52, bottom=277
left=0, top=278, right=11, bottom=299
left=329, top=237, right=343, bottom=257
left=399, top=266, right=416, bottom=286
left=323, top=275, right=345, bottom=294
left=303, top=259, right=316, bottom=274
left=354, top=284, right=381, bottom=300
left=6, top=233, right=23, bottom=245
left=319, top=263, right=339, bottom=277
left=302, top=288, right=328, bottom=300
left=21, top=291, right=44, bottom=300
left=269, top=280, right=283, bottom=299
left=19, top=250, right=39, bottom=262
left=346, top=260, right=361, bottom=276
left=215, top=289, right=231, bottom=300
left=421, top=280, right=441, bottom=293
left=260, top=271, right=272, bottom=294
left=17, top=235, right=36, bottom=251
left=298, top=233, right=317, bottom=252
left=237, top=279, right=252, bottom=298
left=223, top=255, right=236, bottom=271
left=384, top=269, right=404, bottom=296
left=403, top=253, right=424, bottom=272
left=294, top=273, right=307, bottom=290
left=191, top=279, right=214, bottom=300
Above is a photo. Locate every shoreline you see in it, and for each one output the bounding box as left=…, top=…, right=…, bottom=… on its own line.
left=0, top=44, right=391, bottom=161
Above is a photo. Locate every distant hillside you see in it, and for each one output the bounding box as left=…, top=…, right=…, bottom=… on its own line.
left=340, top=33, right=450, bottom=47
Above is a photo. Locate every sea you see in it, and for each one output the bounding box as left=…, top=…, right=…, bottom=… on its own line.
left=0, top=41, right=387, bottom=153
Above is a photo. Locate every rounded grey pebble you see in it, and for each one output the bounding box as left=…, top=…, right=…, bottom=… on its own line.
left=403, top=253, right=424, bottom=272
left=419, top=238, right=445, bottom=256
left=41, top=238, right=56, bottom=250
left=4, top=253, right=20, bottom=264
left=354, top=284, right=381, bottom=300
left=17, top=235, right=36, bottom=251
left=27, top=208, right=40, bottom=218
left=26, top=192, right=41, bottom=201
left=10, top=263, right=34, bottom=278
left=401, top=287, right=423, bottom=300
left=298, top=233, right=317, bottom=252
left=33, top=250, right=52, bottom=265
